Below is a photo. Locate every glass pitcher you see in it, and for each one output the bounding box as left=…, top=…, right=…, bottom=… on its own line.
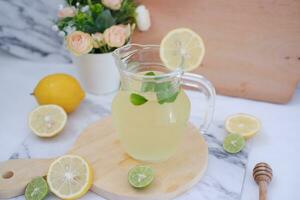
left=112, top=44, right=215, bottom=162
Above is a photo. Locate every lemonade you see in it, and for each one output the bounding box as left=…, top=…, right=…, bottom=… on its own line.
left=112, top=74, right=191, bottom=161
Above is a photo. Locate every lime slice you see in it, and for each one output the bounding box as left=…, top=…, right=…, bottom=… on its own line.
left=28, top=105, right=67, bottom=137
left=223, top=133, right=246, bottom=154
left=160, top=28, right=205, bottom=71
left=25, top=177, right=49, bottom=200
left=225, top=113, right=261, bottom=139
left=128, top=166, right=154, bottom=188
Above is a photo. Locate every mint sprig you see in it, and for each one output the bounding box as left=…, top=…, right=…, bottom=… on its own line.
left=141, top=72, right=156, bottom=92
left=130, top=93, right=148, bottom=106
left=155, top=82, right=179, bottom=104
left=139, top=71, right=180, bottom=105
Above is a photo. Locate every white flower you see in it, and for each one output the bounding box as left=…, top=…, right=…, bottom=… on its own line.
left=64, top=26, right=76, bottom=34
left=135, top=5, right=151, bottom=31
left=102, top=0, right=123, bottom=10
left=81, top=5, right=89, bottom=12
left=58, top=4, right=64, bottom=10
left=58, top=31, right=66, bottom=37
left=76, top=2, right=80, bottom=7
left=51, top=25, right=59, bottom=32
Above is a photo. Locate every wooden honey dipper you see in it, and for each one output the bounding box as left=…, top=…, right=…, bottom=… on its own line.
left=253, top=162, right=273, bottom=200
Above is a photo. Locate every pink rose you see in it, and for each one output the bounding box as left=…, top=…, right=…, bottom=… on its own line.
left=101, top=0, right=123, bottom=10
left=118, top=24, right=131, bottom=38
left=66, top=31, right=93, bottom=56
left=103, top=25, right=127, bottom=48
left=58, top=7, right=76, bottom=19
left=92, top=33, right=105, bottom=48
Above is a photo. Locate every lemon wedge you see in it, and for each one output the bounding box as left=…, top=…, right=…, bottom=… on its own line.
left=28, top=105, right=67, bottom=137
left=160, top=28, right=205, bottom=71
left=47, top=155, right=93, bottom=200
left=225, top=113, right=261, bottom=139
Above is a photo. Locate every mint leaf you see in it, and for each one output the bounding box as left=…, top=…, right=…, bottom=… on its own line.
left=144, top=72, right=155, bottom=76
left=141, top=72, right=156, bottom=92
left=130, top=93, right=148, bottom=106
left=155, top=82, right=179, bottom=104
left=157, top=91, right=179, bottom=104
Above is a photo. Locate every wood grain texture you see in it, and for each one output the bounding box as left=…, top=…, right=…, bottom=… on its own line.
left=0, top=159, right=53, bottom=198
left=132, top=0, right=300, bottom=103
left=0, top=117, right=208, bottom=200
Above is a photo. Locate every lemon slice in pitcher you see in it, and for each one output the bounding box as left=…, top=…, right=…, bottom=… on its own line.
left=47, top=155, right=93, bottom=200
left=160, top=28, right=205, bottom=71
left=28, top=105, right=67, bottom=137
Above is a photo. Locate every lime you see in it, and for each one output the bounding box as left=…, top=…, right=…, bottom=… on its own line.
left=160, top=28, right=205, bottom=71
left=128, top=166, right=154, bottom=188
left=225, top=113, right=261, bottom=139
left=25, top=177, right=49, bottom=200
left=223, top=133, right=246, bottom=154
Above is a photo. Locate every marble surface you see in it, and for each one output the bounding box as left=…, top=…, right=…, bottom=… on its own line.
left=0, top=0, right=69, bottom=62
left=0, top=51, right=249, bottom=200
left=0, top=51, right=299, bottom=200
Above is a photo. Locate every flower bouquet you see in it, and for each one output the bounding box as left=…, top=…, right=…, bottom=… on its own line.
left=53, top=0, right=151, bottom=94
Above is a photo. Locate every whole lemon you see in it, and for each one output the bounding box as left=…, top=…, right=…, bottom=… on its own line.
left=33, top=73, right=85, bottom=113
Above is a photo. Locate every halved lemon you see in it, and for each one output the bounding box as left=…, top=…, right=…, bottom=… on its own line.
left=225, top=113, right=261, bottom=139
left=47, top=155, right=93, bottom=200
left=160, top=28, right=205, bottom=71
left=28, top=105, right=67, bottom=137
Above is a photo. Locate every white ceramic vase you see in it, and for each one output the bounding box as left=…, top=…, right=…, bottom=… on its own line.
left=74, top=53, right=120, bottom=95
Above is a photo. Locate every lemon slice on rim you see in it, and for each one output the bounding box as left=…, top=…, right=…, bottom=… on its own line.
left=47, top=155, right=93, bottom=200
left=28, top=105, right=67, bottom=137
left=160, top=28, right=205, bottom=71
left=225, top=113, right=261, bottom=139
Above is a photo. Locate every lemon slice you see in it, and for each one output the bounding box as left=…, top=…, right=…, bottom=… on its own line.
left=225, top=113, right=261, bottom=139
left=47, top=155, right=93, bottom=200
left=28, top=105, right=67, bottom=137
left=160, top=28, right=205, bottom=71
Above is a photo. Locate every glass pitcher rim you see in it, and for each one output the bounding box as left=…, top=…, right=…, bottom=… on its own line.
left=113, top=43, right=184, bottom=81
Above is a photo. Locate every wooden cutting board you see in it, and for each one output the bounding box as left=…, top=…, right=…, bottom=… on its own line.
left=0, top=117, right=208, bottom=200
left=133, top=0, right=300, bottom=104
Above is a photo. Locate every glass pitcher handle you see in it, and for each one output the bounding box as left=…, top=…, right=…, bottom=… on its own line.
left=181, top=73, right=216, bottom=133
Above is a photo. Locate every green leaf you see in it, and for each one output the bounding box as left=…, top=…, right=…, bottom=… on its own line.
left=90, top=3, right=103, bottom=17
left=111, top=0, right=136, bottom=24
left=130, top=93, right=148, bottom=106
left=95, top=10, right=116, bottom=32
left=144, top=72, right=155, bottom=76
left=158, top=91, right=179, bottom=104
left=141, top=72, right=156, bottom=92
left=155, top=82, right=179, bottom=104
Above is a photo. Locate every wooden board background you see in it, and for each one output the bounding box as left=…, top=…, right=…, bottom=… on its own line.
left=132, top=0, right=300, bottom=104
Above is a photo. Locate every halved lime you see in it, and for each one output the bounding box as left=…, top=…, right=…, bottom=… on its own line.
left=128, top=166, right=154, bottom=188
left=223, top=133, right=245, bottom=154
left=25, top=177, right=49, bottom=200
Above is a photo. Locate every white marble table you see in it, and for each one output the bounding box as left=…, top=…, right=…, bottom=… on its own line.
left=0, top=51, right=299, bottom=200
